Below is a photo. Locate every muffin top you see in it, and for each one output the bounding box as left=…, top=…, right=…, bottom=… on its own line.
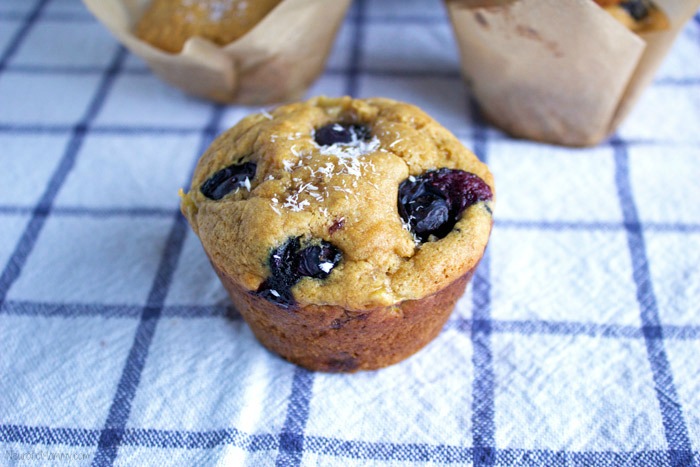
left=135, top=0, right=282, bottom=53
left=181, top=96, right=495, bottom=310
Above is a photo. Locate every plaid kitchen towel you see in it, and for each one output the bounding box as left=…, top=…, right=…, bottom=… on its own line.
left=0, top=0, right=699, bottom=465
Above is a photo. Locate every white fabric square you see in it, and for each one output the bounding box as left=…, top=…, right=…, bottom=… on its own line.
left=645, top=231, right=700, bottom=326
left=665, top=339, right=700, bottom=451
left=325, top=21, right=352, bottom=71
left=127, top=317, right=294, bottom=432
left=94, top=74, right=212, bottom=129
left=366, top=0, right=446, bottom=19
left=654, top=23, right=700, bottom=80
left=358, top=76, right=468, bottom=135
left=0, top=133, right=67, bottom=206
left=0, top=214, right=30, bottom=273
left=361, top=23, right=458, bottom=74
left=0, top=314, right=139, bottom=428
left=489, top=142, right=622, bottom=222
left=9, top=21, right=117, bottom=68
left=0, top=73, right=101, bottom=125
left=54, top=132, right=200, bottom=209
left=618, top=84, right=700, bottom=143
left=164, top=230, right=230, bottom=307
left=7, top=215, right=171, bottom=305
left=628, top=143, right=700, bottom=224
left=305, top=329, right=473, bottom=446
left=449, top=273, right=475, bottom=321
left=0, top=0, right=32, bottom=14
left=490, top=228, right=641, bottom=326
left=492, top=333, right=667, bottom=451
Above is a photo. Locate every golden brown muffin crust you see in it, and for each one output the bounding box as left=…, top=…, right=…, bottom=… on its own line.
left=181, top=96, right=495, bottom=310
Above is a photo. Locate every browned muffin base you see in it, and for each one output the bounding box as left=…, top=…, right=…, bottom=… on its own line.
left=213, top=262, right=477, bottom=372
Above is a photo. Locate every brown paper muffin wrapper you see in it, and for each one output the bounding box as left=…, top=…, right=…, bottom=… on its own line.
left=82, top=0, right=352, bottom=104
left=212, top=260, right=480, bottom=373
left=446, top=0, right=700, bottom=146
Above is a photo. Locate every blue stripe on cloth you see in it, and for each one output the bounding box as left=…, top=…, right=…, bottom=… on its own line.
left=0, top=47, right=127, bottom=306
left=0, top=11, right=93, bottom=22
left=612, top=138, right=694, bottom=465
left=0, top=425, right=98, bottom=447
left=448, top=318, right=642, bottom=340
left=91, top=105, right=225, bottom=467
left=120, top=428, right=277, bottom=451
left=3, top=424, right=697, bottom=465
left=496, top=219, right=700, bottom=233
left=469, top=97, right=496, bottom=466
left=0, top=301, right=142, bottom=318
left=275, top=368, right=315, bottom=467
left=0, top=0, right=48, bottom=72
left=0, top=205, right=177, bottom=218
left=3, top=296, right=699, bottom=341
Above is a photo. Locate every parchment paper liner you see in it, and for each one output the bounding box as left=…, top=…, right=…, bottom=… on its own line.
left=446, top=0, right=700, bottom=146
left=83, top=0, right=352, bottom=104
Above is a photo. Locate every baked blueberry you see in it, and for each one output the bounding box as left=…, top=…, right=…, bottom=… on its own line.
left=297, top=242, right=342, bottom=279
left=398, top=168, right=492, bottom=242
left=200, top=161, right=256, bottom=200
left=619, top=0, right=650, bottom=20
left=314, top=123, right=371, bottom=146
left=257, top=237, right=342, bottom=307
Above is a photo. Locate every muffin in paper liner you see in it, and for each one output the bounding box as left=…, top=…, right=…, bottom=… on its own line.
left=82, top=0, right=352, bottom=104
left=445, top=0, right=700, bottom=146
left=180, top=96, right=495, bottom=372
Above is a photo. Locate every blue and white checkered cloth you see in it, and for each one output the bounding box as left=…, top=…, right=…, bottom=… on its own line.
left=1, top=0, right=699, bottom=465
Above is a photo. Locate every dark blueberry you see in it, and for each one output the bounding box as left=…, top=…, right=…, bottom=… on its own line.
left=200, top=161, right=256, bottom=200
left=297, top=242, right=342, bottom=279
left=256, top=237, right=343, bottom=307
left=398, top=168, right=492, bottom=242
left=314, top=123, right=371, bottom=146
left=268, top=236, right=302, bottom=284
left=619, top=0, right=650, bottom=20
left=422, top=168, right=493, bottom=215
left=410, top=196, right=450, bottom=240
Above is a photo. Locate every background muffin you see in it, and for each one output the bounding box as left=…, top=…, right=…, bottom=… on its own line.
left=180, top=96, right=495, bottom=371
left=83, top=0, right=352, bottom=103
left=135, top=0, right=283, bottom=53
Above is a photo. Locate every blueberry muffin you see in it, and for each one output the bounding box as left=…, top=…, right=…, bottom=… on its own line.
left=135, top=0, right=282, bottom=53
left=594, top=0, right=669, bottom=32
left=180, top=96, right=495, bottom=372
